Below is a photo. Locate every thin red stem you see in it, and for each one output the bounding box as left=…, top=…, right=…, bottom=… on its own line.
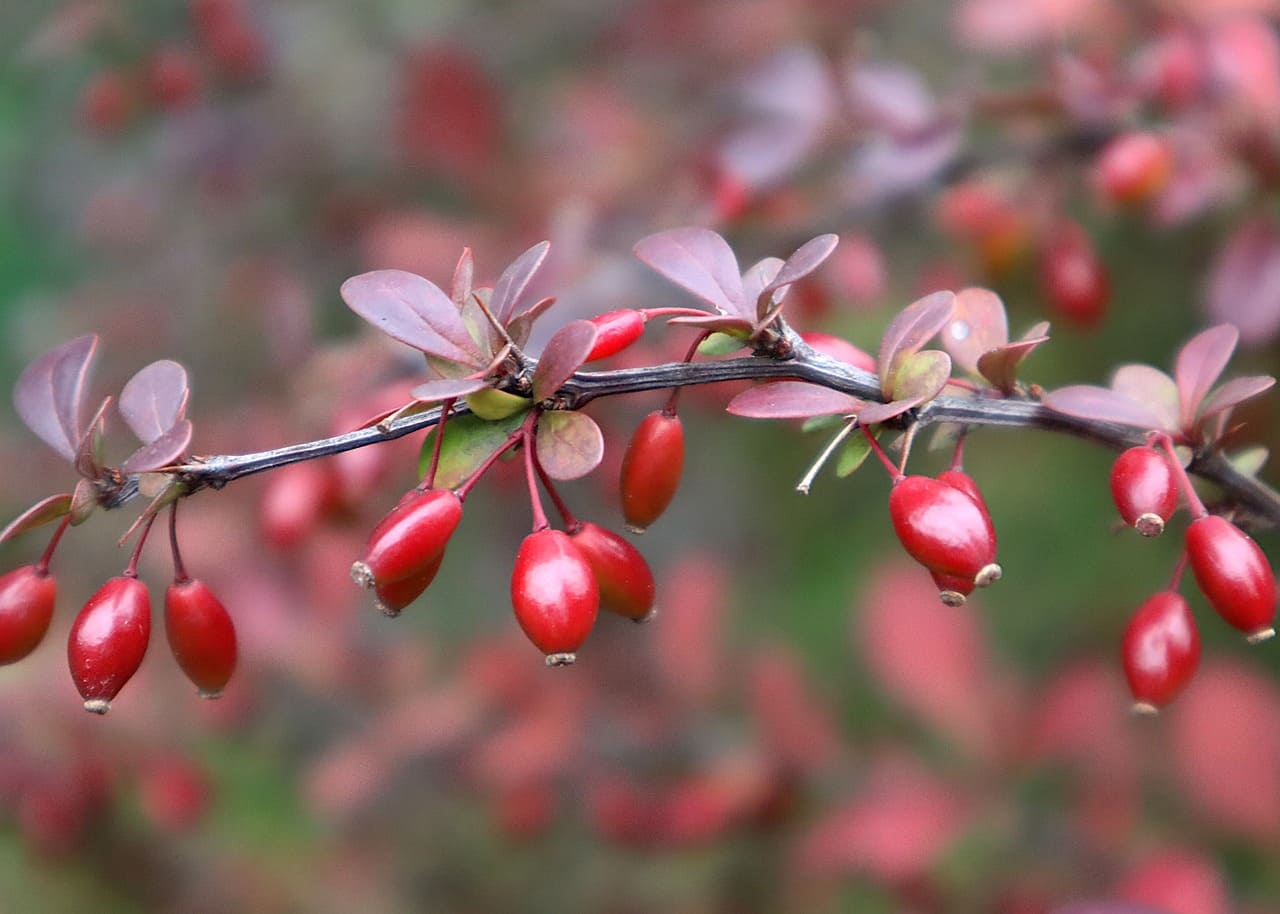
left=664, top=331, right=711, bottom=416
left=454, top=418, right=529, bottom=502
left=862, top=425, right=905, bottom=483
left=1154, top=433, right=1209, bottom=519
left=34, top=514, right=72, bottom=576
left=168, top=502, right=189, bottom=584
left=123, top=513, right=158, bottom=579
left=1167, top=548, right=1189, bottom=592
left=522, top=420, right=550, bottom=533
left=949, top=435, right=968, bottom=473
left=535, top=461, right=580, bottom=531
left=638, top=307, right=708, bottom=322
left=421, top=397, right=455, bottom=491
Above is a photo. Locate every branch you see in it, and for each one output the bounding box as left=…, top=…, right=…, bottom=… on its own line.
left=99, top=338, right=1280, bottom=529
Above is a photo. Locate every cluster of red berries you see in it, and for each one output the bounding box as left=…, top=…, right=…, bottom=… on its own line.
left=1111, top=441, right=1276, bottom=713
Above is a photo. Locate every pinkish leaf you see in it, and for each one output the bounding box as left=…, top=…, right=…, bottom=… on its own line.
left=1205, top=216, right=1280, bottom=345
left=1050, top=905, right=1168, bottom=914
left=1116, top=850, right=1233, bottom=914
left=1199, top=374, right=1275, bottom=420
left=532, top=320, right=598, bottom=400
left=74, top=395, right=111, bottom=480
left=410, top=377, right=488, bottom=402
left=0, top=493, right=72, bottom=545
left=727, top=382, right=861, bottom=419
left=1175, top=324, right=1238, bottom=426
left=1111, top=364, right=1180, bottom=432
left=507, top=296, right=557, bottom=349
left=844, top=121, right=963, bottom=207
left=119, top=360, right=188, bottom=444
left=341, top=270, right=481, bottom=365
left=491, top=241, right=551, bottom=322
left=741, top=257, right=784, bottom=310
left=634, top=228, right=744, bottom=316
left=122, top=419, right=192, bottom=474
left=977, top=335, right=1049, bottom=395
left=1042, top=385, right=1166, bottom=429
left=535, top=411, right=603, bottom=481
left=855, top=396, right=927, bottom=426
left=943, top=287, right=1008, bottom=375
left=14, top=333, right=99, bottom=462
left=667, top=315, right=755, bottom=337
left=450, top=247, right=474, bottom=306
left=877, top=291, right=956, bottom=393
left=890, top=349, right=951, bottom=402
left=846, top=62, right=937, bottom=136
left=759, top=234, right=838, bottom=314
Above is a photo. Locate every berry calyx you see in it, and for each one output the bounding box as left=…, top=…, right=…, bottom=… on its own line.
left=1110, top=446, right=1178, bottom=536
left=930, top=570, right=974, bottom=607
left=351, top=488, right=462, bottom=589
left=68, top=576, right=152, bottom=714
left=1185, top=515, right=1277, bottom=642
left=568, top=521, right=656, bottom=621
left=619, top=410, right=685, bottom=533
left=165, top=578, right=237, bottom=698
left=373, top=550, right=445, bottom=617
left=585, top=310, right=647, bottom=362
left=0, top=565, right=57, bottom=665
left=889, top=475, right=1000, bottom=587
left=1122, top=590, right=1200, bottom=714
left=510, top=529, right=599, bottom=664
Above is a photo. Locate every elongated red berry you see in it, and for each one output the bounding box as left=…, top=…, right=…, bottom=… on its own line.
left=165, top=578, right=237, bottom=698
left=1122, top=591, right=1200, bottom=713
left=351, top=488, right=462, bottom=588
left=569, top=521, right=656, bottom=621
left=68, top=576, right=151, bottom=714
left=937, top=469, right=989, bottom=513
left=1110, top=446, right=1178, bottom=536
left=373, top=550, right=445, bottom=617
left=889, top=475, right=1000, bottom=587
left=1186, top=515, right=1277, bottom=642
left=619, top=410, right=684, bottom=533
left=586, top=310, right=647, bottom=362
left=930, top=570, right=974, bottom=607
left=0, top=566, right=57, bottom=665
left=511, top=529, right=598, bottom=664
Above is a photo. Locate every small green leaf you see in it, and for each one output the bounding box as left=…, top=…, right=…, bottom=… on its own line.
left=802, top=414, right=846, bottom=433
left=418, top=411, right=526, bottom=488
left=698, top=332, right=748, bottom=356
left=836, top=433, right=873, bottom=477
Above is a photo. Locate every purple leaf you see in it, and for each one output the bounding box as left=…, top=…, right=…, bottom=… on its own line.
left=1206, top=216, right=1280, bottom=345
left=535, top=411, right=604, bottom=481
left=1175, top=324, right=1238, bottom=427
left=727, top=382, right=862, bottom=419
left=491, top=241, right=551, bottom=322
left=976, top=335, right=1049, bottom=395
left=634, top=228, right=745, bottom=316
left=846, top=62, right=936, bottom=136
left=667, top=315, right=755, bottom=338
left=0, top=493, right=72, bottom=545
left=450, top=247, right=474, bottom=306
left=122, top=419, right=192, bottom=474
left=1111, top=364, right=1179, bottom=432
left=741, top=257, right=784, bottom=311
left=119, top=360, right=188, bottom=444
left=532, top=320, right=598, bottom=400
left=341, top=270, right=481, bottom=365
left=759, top=234, right=839, bottom=312
left=410, top=377, right=489, bottom=402
left=75, top=396, right=112, bottom=480
left=14, top=333, right=99, bottom=462
left=877, top=291, right=956, bottom=393
left=890, top=350, right=951, bottom=402
left=1199, top=374, right=1276, bottom=420
left=70, top=478, right=99, bottom=525
left=855, top=395, right=927, bottom=425
left=942, top=287, right=1008, bottom=375
left=1042, top=385, right=1166, bottom=429
left=507, top=296, right=557, bottom=349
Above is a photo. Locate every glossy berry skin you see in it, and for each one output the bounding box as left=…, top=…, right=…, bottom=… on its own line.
left=373, top=550, right=444, bottom=617
left=1110, top=446, right=1178, bottom=536
left=165, top=578, right=237, bottom=698
left=1186, top=515, right=1277, bottom=642
left=68, top=576, right=151, bottom=714
left=1122, top=591, right=1200, bottom=713
left=569, top=522, right=656, bottom=621
left=351, top=488, right=462, bottom=588
left=0, top=565, right=57, bottom=665
left=619, top=411, right=684, bottom=533
left=889, top=476, right=999, bottom=586
left=937, top=469, right=989, bottom=513
left=586, top=310, right=646, bottom=362
left=1093, top=131, right=1173, bottom=205
left=1040, top=222, right=1109, bottom=328
left=510, top=529, right=598, bottom=663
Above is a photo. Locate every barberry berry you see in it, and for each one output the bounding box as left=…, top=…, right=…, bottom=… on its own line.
left=889, top=475, right=1000, bottom=587
left=1186, top=515, right=1277, bottom=642
left=67, top=576, right=151, bottom=714
left=165, top=578, right=237, bottom=698
left=568, top=521, right=656, bottom=621
left=1110, top=446, right=1178, bottom=536
left=351, top=488, right=462, bottom=588
left=0, top=565, right=57, bottom=665
left=619, top=410, right=684, bottom=533
left=510, top=529, right=598, bottom=664
left=1122, top=590, right=1200, bottom=713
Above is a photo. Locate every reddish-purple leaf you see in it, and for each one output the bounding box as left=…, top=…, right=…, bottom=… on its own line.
left=70, top=478, right=98, bottom=525
left=943, top=287, right=1008, bottom=375
left=1042, top=385, right=1166, bottom=429
left=122, top=419, right=192, bottom=474
left=506, top=296, right=557, bottom=349
left=535, top=411, right=604, bottom=480
left=1206, top=217, right=1280, bottom=345
left=0, top=493, right=72, bottom=545
left=1199, top=375, right=1276, bottom=421
left=74, top=395, right=112, bottom=480
left=759, top=234, right=838, bottom=313
left=341, top=270, right=481, bottom=365
left=119, top=359, right=188, bottom=444
left=1111, top=365, right=1179, bottom=432
left=890, top=350, right=951, bottom=402
left=727, top=382, right=862, bottom=419
left=633, top=228, right=744, bottom=316
left=14, top=333, right=99, bottom=462
left=667, top=315, right=756, bottom=337
left=1175, top=324, right=1238, bottom=427
left=491, top=241, right=551, bottom=322
left=450, top=247, right=474, bottom=306
left=976, top=335, right=1049, bottom=395
left=532, top=320, right=598, bottom=400
left=410, top=377, right=489, bottom=402
left=741, top=257, right=784, bottom=311
left=855, top=396, right=927, bottom=426
left=877, top=291, right=956, bottom=393
left=846, top=62, right=937, bottom=136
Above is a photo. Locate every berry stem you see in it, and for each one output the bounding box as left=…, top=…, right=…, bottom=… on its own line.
left=897, top=423, right=920, bottom=478
left=949, top=435, right=968, bottom=473
left=1167, top=548, right=1189, bottom=592
left=454, top=416, right=531, bottom=502
left=535, top=460, right=580, bottom=531
left=664, top=331, right=711, bottom=416
left=638, top=307, right=707, bottom=321
left=168, top=501, right=190, bottom=584
left=522, top=415, right=550, bottom=533
left=1154, top=432, right=1209, bottom=520
left=861, top=425, right=905, bottom=483
left=34, top=514, right=72, bottom=576
left=123, top=512, right=159, bottom=579
left=421, top=397, right=455, bottom=491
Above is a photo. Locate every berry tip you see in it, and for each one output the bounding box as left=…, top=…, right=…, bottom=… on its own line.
left=83, top=698, right=111, bottom=715
left=545, top=652, right=577, bottom=667
left=1246, top=627, right=1276, bottom=645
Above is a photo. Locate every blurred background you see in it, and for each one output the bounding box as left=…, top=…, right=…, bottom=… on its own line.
left=1, top=1, right=1279, bottom=911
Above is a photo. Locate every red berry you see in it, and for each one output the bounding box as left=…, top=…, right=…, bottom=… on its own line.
left=930, top=570, right=974, bottom=607
left=937, top=469, right=989, bottom=514
left=568, top=521, right=656, bottom=621
left=1093, top=131, right=1173, bottom=205
left=889, top=475, right=1000, bottom=587
left=585, top=310, right=647, bottom=362
left=145, top=48, right=203, bottom=110
left=351, top=488, right=462, bottom=589
left=619, top=410, right=684, bottom=533
left=372, top=550, right=445, bottom=617
left=165, top=578, right=237, bottom=698
left=1186, top=515, right=1277, bottom=642
left=510, top=529, right=598, bottom=664
left=80, top=71, right=136, bottom=135
left=0, top=565, right=57, bottom=665
left=68, top=576, right=151, bottom=714
left=1040, top=221, right=1109, bottom=328
left=1110, top=446, right=1178, bottom=536
left=1122, top=591, right=1200, bottom=713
